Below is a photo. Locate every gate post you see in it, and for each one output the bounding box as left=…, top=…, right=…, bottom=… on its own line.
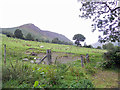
left=4, top=44, right=6, bottom=64
left=86, top=54, right=89, bottom=63
left=46, top=49, right=52, bottom=65
left=81, top=55, right=84, bottom=67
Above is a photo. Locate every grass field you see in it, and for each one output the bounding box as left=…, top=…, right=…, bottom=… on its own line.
left=1, top=34, right=119, bottom=88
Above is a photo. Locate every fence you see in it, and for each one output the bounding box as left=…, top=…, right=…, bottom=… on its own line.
left=80, top=54, right=90, bottom=67
left=4, top=44, right=90, bottom=67
left=38, top=49, right=52, bottom=65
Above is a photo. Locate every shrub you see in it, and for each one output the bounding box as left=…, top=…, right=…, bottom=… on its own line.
left=25, top=33, right=34, bottom=41
left=14, top=29, right=24, bottom=39
left=84, top=45, right=93, bottom=48
left=102, top=43, right=114, bottom=50
left=99, top=60, right=114, bottom=69
left=52, top=38, right=60, bottom=44
left=96, top=46, right=101, bottom=49
left=102, top=46, right=120, bottom=68
left=69, top=79, right=94, bottom=88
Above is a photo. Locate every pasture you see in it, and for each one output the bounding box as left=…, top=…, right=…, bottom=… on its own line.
left=1, top=34, right=119, bottom=88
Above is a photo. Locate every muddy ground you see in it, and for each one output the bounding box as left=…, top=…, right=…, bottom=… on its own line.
left=37, top=52, right=81, bottom=64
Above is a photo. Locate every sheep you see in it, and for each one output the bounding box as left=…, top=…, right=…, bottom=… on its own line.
left=40, top=46, right=44, bottom=48
left=65, top=47, right=69, bottom=50
left=34, top=57, right=37, bottom=60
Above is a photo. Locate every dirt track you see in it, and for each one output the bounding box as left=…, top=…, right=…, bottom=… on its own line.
left=37, top=52, right=81, bottom=64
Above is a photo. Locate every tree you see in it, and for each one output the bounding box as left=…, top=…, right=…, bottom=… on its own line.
left=73, top=34, right=86, bottom=46
left=102, top=44, right=107, bottom=49
left=45, top=39, right=50, bottom=43
left=78, top=0, right=120, bottom=43
left=52, top=38, right=60, bottom=44
left=25, top=33, right=34, bottom=41
left=14, top=29, right=24, bottom=39
left=6, top=32, right=13, bottom=37
left=87, top=45, right=93, bottom=48
left=96, top=46, right=101, bottom=49
left=36, top=39, right=39, bottom=42
left=68, top=42, right=73, bottom=45
left=39, top=38, right=45, bottom=42
left=102, top=43, right=114, bottom=50
left=2, top=31, right=14, bottom=37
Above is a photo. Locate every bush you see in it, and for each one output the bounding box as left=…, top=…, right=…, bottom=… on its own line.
left=69, top=79, right=94, bottom=88
left=84, top=45, right=93, bottom=48
left=102, top=46, right=120, bottom=68
left=102, top=43, right=114, bottom=50
left=52, top=38, right=60, bottom=44
left=14, top=29, right=24, bottom=39
left=25, top=33, right=34, bottom=41
left=96, top=46, right=101, bottom=49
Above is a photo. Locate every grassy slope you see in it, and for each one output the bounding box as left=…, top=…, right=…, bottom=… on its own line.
left=2, top=34, right=119, bottom=88
left=1, top=24, right=72, bottom=42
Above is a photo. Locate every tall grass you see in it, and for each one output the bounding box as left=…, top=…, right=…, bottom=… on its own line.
left=2, top=34, right=107, bottom=88
left=2, top=60, right=95, bottom=88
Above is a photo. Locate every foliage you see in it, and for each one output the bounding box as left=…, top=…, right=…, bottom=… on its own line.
left=99, top=60, right=114, bottom=69
left=52, top=37, right=73, bottom=45
left=73, top=34, right=86, bottom=46
left=52, top=38, right=60, bottom=44
left=79, top=0, right=120, bottom=42
left=25, top=33, right=34, bottom=41
left=3, top=60, right=93, bottom=88
left=102, top=42, right=114, bottom=50
left=2, top=31, right=14, bottom=38
left=33, top=81, right=42, bottom=88
left=6, top=33, right=14, bottom=37
left=85, top=64, right=96, bottom=75
left=14, top=29, right=24, bottom=39
left=84, top=45, right=93, bottom=48
left=69, top=79, right=94, bottom=88
left=3, top=62, right=34, bottom=82
left=44, top=39, right=50, bottom=43
left=35, top=39, right=39, bottom=42
left=96, top=46, right=101, bottom=49
left=102, top=46, right=120, bottom=68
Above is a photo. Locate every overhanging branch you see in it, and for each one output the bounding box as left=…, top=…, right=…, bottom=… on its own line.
left=112, top=7, right=120, bottom=12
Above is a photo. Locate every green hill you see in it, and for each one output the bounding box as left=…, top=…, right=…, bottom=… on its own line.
left=0, top=23, right=72, bottom=43
left=1, top=34, right=119, bottom=88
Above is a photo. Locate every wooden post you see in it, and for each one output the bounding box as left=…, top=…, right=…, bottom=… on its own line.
left=47, top=49, right=52, bottom=65
left=81, top=55, right=84, bottom=67
left=4, top=44, right=6, bottom=64
left=86, top=54, right=89, bottom=63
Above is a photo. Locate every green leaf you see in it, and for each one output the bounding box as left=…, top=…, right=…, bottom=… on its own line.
left=33, top=81, right=39, bottom=88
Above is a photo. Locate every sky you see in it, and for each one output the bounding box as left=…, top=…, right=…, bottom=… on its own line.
left=0, top=0, right=101, bottom=45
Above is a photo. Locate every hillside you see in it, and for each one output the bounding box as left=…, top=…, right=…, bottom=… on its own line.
left=2, top=34, right=119, bottom=88
left=0, top=23, right=72, bottom=43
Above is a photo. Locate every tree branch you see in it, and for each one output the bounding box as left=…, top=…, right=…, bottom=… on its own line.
left=112, top=7, right=120, bottom=12
left=101, top=2, right=112, bottom=11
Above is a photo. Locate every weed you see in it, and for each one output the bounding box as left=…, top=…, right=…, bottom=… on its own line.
left=85, top=64, right=96, bottom=75
left=69, top=79, right=94, bottom=88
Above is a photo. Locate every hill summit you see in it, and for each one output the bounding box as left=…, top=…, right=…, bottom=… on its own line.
left=1, top=23, right=72, bottom=43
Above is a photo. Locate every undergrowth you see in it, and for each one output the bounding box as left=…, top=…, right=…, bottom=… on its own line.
left=2, top=61, right=94, bottom=88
